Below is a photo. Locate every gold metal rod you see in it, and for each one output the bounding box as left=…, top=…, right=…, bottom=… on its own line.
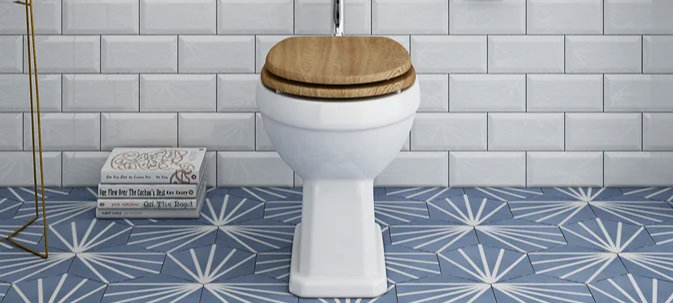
left=6, top=217, right=37, bottom=239
left=7, top=238, right=47, bottom=259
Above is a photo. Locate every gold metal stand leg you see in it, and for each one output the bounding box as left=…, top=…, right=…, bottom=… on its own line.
left=2, top=0, right=49, bottom=259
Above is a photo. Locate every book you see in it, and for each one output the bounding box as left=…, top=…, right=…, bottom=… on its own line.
left=98, top=169, right=204, bottom=199
left=100, top=147, right=207, bottom=184
left=96, top=182, right=207, bottom=219
left=97, top=182, right=206, bottom=209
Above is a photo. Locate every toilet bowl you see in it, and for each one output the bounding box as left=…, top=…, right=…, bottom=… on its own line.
left=256, top=36, right=420, bottom=298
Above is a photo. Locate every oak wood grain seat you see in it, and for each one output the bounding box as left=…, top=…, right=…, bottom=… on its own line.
left=261, top=36, right=416, bottom=99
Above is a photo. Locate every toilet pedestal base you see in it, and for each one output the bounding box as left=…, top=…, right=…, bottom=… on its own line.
left=289, top=223, right=387, bottom=298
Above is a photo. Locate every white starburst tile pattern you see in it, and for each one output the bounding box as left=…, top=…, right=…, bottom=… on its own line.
left=509, top=198, right=596, bottom=226
left=0, top=197, right=20, bottom=219
left=103, top=275, right=203, bottom=303
left=475, top=219, right=566, bottom=253
left=620, top=244, right=673, bottom=282
left=493, top=275, right=594, bottom=303
left=0, top=219, right=43, bottom=250
left=385, top=187, right=464, bottom=202
left=227, top=187, right=302, bottom=202
left=427, top=194, right=512, bottom=226
left=0, top=282, right=9, bottom=302
left=397, top=275, right=495, bottom=303
left=390, top=221, right=478, bottom=253
left=463, top=187, right=544, bottom=202
left=0, top=187, right=71, bottom=202
left=622, top=187, right=673, bottom=203
left=298, top=285, right=397, bottom=303
left=3, top=273, right=106, bottom=303
left=128, top=220, right=219, bottom=253
left=200, top=194, right=265, bottom=226
left=438, top=244, right=534, bottom=283
left=589, top=273, right=673, bottom=303
left=216, top=219, right=295, bottom=253
left=561, top=218, right=654, bottom=252
left=13, top=199, right=97, bottom=225
left=163, top=245, right=255, bottom=284
left=68, top=245, right=165, bottom=283
left=201, top=275, right=298, bottom=303
left=0, top=249, right=76, bottom=283
left=529, top=245, right=627, bottom=283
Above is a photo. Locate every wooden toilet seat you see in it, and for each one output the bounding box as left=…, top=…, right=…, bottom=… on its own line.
left=261, top=36, right=416, bottom=99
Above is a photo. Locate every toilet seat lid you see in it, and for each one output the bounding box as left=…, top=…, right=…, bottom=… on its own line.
left=261, top=65, right=416, bottom=99
left=264, top=36, right=412, bottom=85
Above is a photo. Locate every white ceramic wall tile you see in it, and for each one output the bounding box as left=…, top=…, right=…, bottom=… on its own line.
left=0, top=152, right=61, bottom=186
left=450, top=0, right=525, bottom=34
left=140, top=75, right=216, bottom=112
left=565, top=36, right=642, bottom=73
left=63, top=0, right=138, bottom=34
left=566, top=113, right=642, bottom=151
left=375, top=152, right=448, bottom=186
left=411, top=36, right=486, bottom=73
left=417, top=74, right=449, bottom=112
left=411, top=113, right=486, bottom=151
left=605, top=75, right=673, bottom=112
left=527, top=152, right=603, bottom=187
left=488, top=113, right=564, bottom=151
left=101, top=113, right=177, bottom=150
left=605, top=0, right=673, bottom=34
left=449, top=75, right=525, bottom=112
left=23, top=113, right=100, bottom=151
left=179, top=36, right=255, bottom=73
left=0, top=36, right=22, bottom=73
left=217, top=152, right=293, bottom=186
left=256, top=36, right=292, bottom=73
left=295, top=0, right=370, bottom=35
left=218, top=74, right=258, bottom=111
left=62, top=151, right=110, bottom=186
left=644, top=36, right=673, bottom=73
left=605, top=152, right=673, bottom=186
left=527, top=0, right=603, bottom=34
left=205, top=151, right=217, bottom=187
left=644, top=113, right=673, bottom=151
left=373, top=0, right=447, bottom=34
left=219, top=0, right=292, bottom=34
left=385, top=36, right=410, bottom=52
left=141, top=0, right=215, bottom=34
left=527, top=74, right=603, bottom=112
left=25, top=36, right=100, bottom=73
left=0, top=113, right=23, bottom=151
left=450, top=152, right=526, bottom=187
left=102, top=36, right=177, bottom=73
left=63, top=75, right=139, bottom=112
left=0, top=75, right=61, bottom=112
left=488, top=36, right=564, bottom=73
left=256, top=113, right=274, bottom=151
left=179, top=113, right=255, bottom=151
left=0, top=0, right=61, bottom=34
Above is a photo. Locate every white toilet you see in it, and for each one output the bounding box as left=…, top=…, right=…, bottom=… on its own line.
left=256, top=36, right=420, bottom=298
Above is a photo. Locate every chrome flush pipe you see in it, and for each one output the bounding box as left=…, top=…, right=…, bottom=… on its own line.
left=333, top=0, right=344, bottom=36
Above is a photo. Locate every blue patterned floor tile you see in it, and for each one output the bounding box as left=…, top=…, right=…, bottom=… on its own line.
left=385, top=245, right=441, bottom=284
left=0, top=282, right=8, bottom=303
left=620, top=243, right=673, bottom=282
left=201, top=194, right=265, bottom=226
left=255, top=248, right=292, bottom=281
left=0, top=198, right=20, bottom=219
left=589, top=195, right=673, bottom=226
left=390, top=220, right=478, bottom=253
left=646, top=224, right=673, bottom=245
left=622, top=187, right=673, bottom=203
left=475, top=219, right=566, bottom=253
left=201, top=274, right=298, bottom=303
left=299, top=285, right=397, bottom=303
left=589, top=273, right=673, bottom=303
left=102, top=275, right=202, bottom=303
left=396, top=275, right=495, bottom=303
left=47, top=218, right=132, bottom=252
left=384, top=187, right=465, bottom=202
left=4, top=273, right=106, bottom=303
left=111, top=218, right=160, bottom=226
left=13, top=199, right=97, bottom=226
left=427, top=194, right=512, bottom=226
left=206, top=187, right=229, bottom=199
left=163, top=244, right=255, bottom=283
left=540, top=187, right=623, bottom=201
left=0, top=248, right=75, bottom=283
left=492, top=275, right=594, bottom=303
left=67, top=187, right=98, bottom=201
left=128, top=219, right=219, bottom=253
left=216, top=219, right=295, bottom=253
left=265, top=201, right=302, bottom=224
left=381, top=224, right=391, bottom=246
left=0, top=219, right=44, bottom=250
left=228, top=187, right=303, bottom=202
left=375, top=200, right=430, bottom=226
left=561, top=218, right=654, bottom=252
left=0, top=187, right=72, bottom=202
left=463, top=187, right=544, bottom=202
left=508, top=198, right=597, bottom=226
left=68, top=245, right=165, bottom=283
left=528, top=245, right=627, bottom=283
left=438, top=244, right=534, bottom=283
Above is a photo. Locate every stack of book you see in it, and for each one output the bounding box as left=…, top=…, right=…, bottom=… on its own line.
left=96, top=147, right=207, bottom=219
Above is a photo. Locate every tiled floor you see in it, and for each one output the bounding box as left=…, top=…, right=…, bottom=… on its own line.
left=1, top=186, right=673, bottom=302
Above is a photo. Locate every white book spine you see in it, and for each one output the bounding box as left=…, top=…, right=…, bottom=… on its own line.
left=100, top=170, right=203, bottom=184
left=98, top=184, right=199, bottom=199
left=96, top=208, right=201, bottom=219
left=97, top=199, right=198, bottom=209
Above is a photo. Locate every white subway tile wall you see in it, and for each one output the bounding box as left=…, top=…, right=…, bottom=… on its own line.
left=1, top=0, right=672, bottom=187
